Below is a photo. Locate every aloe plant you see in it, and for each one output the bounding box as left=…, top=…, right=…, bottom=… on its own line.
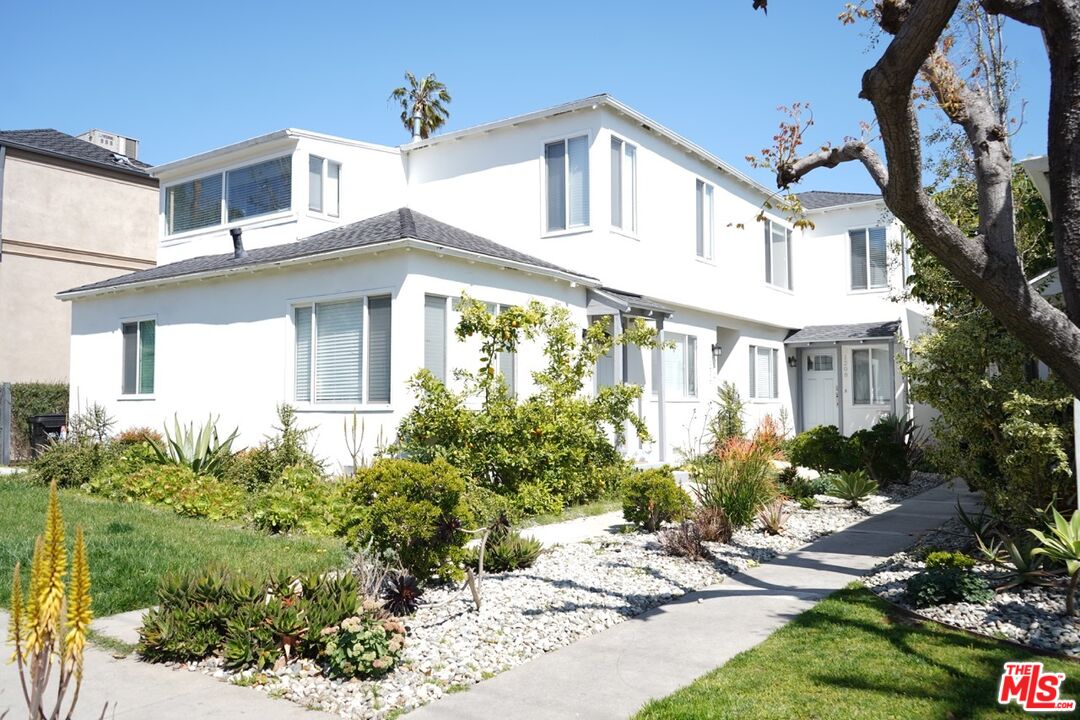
left=1030, top=508, right=1080, bottom=615
left=149, top=415, right=238, bottom=476
left=827, top=470, right=878, bottom=508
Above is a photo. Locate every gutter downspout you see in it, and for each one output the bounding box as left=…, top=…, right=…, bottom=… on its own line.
left=656, top=317, right=667, bottom=463
left=0, top=146, right=6, bottom=262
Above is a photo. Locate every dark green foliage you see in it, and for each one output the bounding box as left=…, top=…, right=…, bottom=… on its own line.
left=223, top=405, right=324, bottom=491
left=659, top=520, right=711, bottom=561
left=335, top=458, right=473, bottom=582
left=467, top=525, right=543, bottom=573
left=905, top=567, right=994, bottom=608
left=29, top=438, right=116, bottom=488
left=88, top=464, right=247, bottom=521
left=786, top=425, right=859, bottom=474
left=251, top=466, right=336, bottom=535
left=382, top=572, right=423, bottom=616
left=709, top=382, right=746, bottom=444
left=826, top=470, right=878, bottom=508
left=9, top=382, right=68, bottom=460
left=779, top=471, right=830, bottom=501
left=463, top=484, right=522, bottom=527
left=691, top=445, right=778, bottom=529
left=849, top=415, right=920, bottom=486
left=621, top=468, right=693, bottom=532
left=139, top=569, right=364, bottom=673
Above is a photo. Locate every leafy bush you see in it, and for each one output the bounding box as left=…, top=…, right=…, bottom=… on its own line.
left=709, top=382, right=746, bottom=444
left=924, top=551, right=976, bottom=570
left=621, top=468, right=693, bottom=532
left=139, top=570, right=366, bottom=673
left=758, top=498, right=787, bottom=535
left=692, top=446, right=777, bottom=529
left=9, top=382, right=68, bottom=460
left=692, top=506, right=732, bottom=543
left=251, top=466, right=337, bottom=535
left=779, top=470, right=830, bottom=501
left=148, top=415, right=238, bottom=477
left=850, top=415, right=920, bottom=486
left=463, top=484, right=522, bottom=527
left=321, top=604, right=406, bottom=679
left=88, top=464, right=246, bottom=521
left=826, top=471, right=878, bottom=508
left=115, top=426, right=163, bottom=446
left=659, top=521, right=711, bottom=561
left=787, top=425, right=859, bottom=474
left=335, top=458, right=473, bottom=582
left=29, top=438, right=115, bottom=488
left=904, top=567, right=994, bottom=608
left=223, top=405, right=323, bottom=491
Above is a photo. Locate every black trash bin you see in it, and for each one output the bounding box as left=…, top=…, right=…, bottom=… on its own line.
left=27, top=414, right=66, bottom=458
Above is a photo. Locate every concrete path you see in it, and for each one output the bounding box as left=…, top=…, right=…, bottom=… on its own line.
left=0, top=612, right=334, bottom=719
left=409, top=481, right=980, bottom=720
left=521, top=510, right=628, bottom=547
left=91, top=607, right=147, bottom=646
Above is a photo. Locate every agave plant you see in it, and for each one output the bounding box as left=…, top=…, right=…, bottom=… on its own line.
left=758, top=498, right=788, bottom=535
left=1030, top=508, right=1080, bottom=615
left=827, top=470, right=878, bottom=508
left=149, top=415, right=238, bottom=476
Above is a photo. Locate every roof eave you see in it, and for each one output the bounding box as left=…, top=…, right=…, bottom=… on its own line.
left=0, top=139, right=150, bottom=178
left=802, top=198, right=888, bottom=214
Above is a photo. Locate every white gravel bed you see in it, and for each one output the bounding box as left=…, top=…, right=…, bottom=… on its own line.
left=179, top=471, right=946, bottom=719
left=864, top=517, right=1080, bottom=656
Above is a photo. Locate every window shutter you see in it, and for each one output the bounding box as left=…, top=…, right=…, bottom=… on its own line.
left=294, top=306, right=313, bottom=401
left=869, top=227, right=888, bottom=288
left=748, top=345, right=756, bottom=398
left=755, top=347, right=772, bottom=399
left=545, top=141, right=566, bottom=231
left=771, top=223, right=789, bottom=289
left=367, top=296, right=392, bottom=403
left=769, top=348, right=778, bottom=399
left=122, top=322, right=137, bottom=395
left=705, top=185, right=714, bottom=259
left=166, top=174, right=223, bottom=234
left=138, top=320, right=155, bottom=394
left=315, top=300, right=362, bottom=403
left=625, top=144, right=636, bottom=232
left=326, top=162, right=340, bottom=217
left=567, top=135, right=590, bottom=226
left=850, top=229, right=868, bottom=290
left=595, top=316, right=615, bottom=390
left=764, top=222, right=773, bottom=283
left=696, top=180, right=705, bottom=256
left=308, top=156, right=323, bottom=212
left=227, top=157, right=292, bottom=222
left=424, top=295, right=446, bottom=382
left=497, top=305, right=516, bottom=396
left=611, top=138, right=623, bottom=228
left=652, top=346, right=661, bottom=393
left=687, top=336, right=697, bottom=397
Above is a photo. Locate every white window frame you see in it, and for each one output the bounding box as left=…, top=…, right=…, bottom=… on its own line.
left=308, top=155, right=341, bottom=217
left=748, top=344, right=779, bottom=400
left=542, top=132, right=591, bottom=236
left=764, top=220, right=793, bottom=291
left=290, top=291, right=393, bottom=409
left=119, top=315, right=157, bottom=399
left=652, top=332, right=698, bottom=399
left=849, top=226, right=889, bottom=292
left=163, top=153, right=294, bottom=239
left=696, top=178, right=715, bottom=261
left=610, top=134, right=638, bottom=235
left=851, top=347, right=891, bottom=405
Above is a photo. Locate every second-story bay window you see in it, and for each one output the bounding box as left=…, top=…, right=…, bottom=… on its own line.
left=696, top=180, right=715, bottom=260
left=545, top=136, right=589, bottom=232
left=764, top=220, right=793, bottom=290
left=850, top=227, right=888, bottom=290
left=165, top=156, right=292, bottom=235
left=610, top=137, right=637, bottom=232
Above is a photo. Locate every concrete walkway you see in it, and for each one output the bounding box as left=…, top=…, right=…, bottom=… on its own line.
left=521, top=510, right=628, bottom=547
left=409, top=481, right=980, bottom=720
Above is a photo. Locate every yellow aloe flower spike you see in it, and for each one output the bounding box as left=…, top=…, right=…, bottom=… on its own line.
left=23, top=537, right=45, bottom=656
left=7, top=562, right=23, bottom=663
left=64, top=526, right=92, bottom=676
left=38, top=480, right=67, bottom=633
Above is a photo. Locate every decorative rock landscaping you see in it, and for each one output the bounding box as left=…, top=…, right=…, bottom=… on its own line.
left=173, top=472, right=948, bottom=719
left=864, top=517, right=1080, bottom=657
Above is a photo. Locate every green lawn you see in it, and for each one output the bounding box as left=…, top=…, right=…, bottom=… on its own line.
left=635, top=585, right=1080, bottom=719
left=0, top=478, right=347, bottom=616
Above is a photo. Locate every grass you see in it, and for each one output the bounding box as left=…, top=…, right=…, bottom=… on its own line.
left=0, top=478, right=347, bottom=616
left=520, top=494, right=623, bottom=528
left=635, top=584, right=1080, bottom=719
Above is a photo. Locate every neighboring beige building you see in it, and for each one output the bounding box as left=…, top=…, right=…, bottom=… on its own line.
left=0, top=129, right=157, bottom=382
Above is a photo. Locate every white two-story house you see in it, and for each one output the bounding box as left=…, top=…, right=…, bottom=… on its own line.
left=59, top=95, right=929, bottom=467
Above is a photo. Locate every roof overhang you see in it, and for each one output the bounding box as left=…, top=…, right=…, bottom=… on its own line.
left=586, top=287, right=673, bottom=319
left=0, top=139, right=151, bottom=179
left=58, top=238, right=598, bottom=301
left=784, top=320, right=901, bottom=346
left=1020, top=155, right=1051, bottom=218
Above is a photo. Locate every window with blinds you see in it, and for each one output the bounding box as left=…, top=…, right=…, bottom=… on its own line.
left=611, top=137, right=637, bottom=232
left=424, top=295, right=447, bottom=382
left=166, top=174, right=222, bottom=234
left=852, top=347, right=890, bottom=404
left=294, top=296, right=391, bottom=404
left=545, top=136, right=589, bottom=232
left=652, top=333, right=698, bottom=398
left=764, top=220, right=793, bottom=289
left=749, top=345, right=778, bottom=399
left=165, top=155, right=292, bottom=235
left=696, top=180, right=715, bottom=260
left=849, top=227, right=888, bottom=290
left=121, top=319, right=155, bottom=395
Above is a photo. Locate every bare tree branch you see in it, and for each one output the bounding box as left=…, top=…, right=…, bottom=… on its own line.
left=981, top=0, right=1045, bottom=27
left=778, top=141, right=888, bottom=191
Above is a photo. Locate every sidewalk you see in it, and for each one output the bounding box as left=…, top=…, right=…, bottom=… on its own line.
left=409, top=481, right=980, bottom=720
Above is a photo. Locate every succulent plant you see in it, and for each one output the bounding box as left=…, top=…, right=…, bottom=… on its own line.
left=382, top=572, right=423, bottom=616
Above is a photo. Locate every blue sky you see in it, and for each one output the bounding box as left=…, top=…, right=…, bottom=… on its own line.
left=3, top=0, right=1050, bottom=193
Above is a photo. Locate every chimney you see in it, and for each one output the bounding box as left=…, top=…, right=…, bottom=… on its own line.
left=412, top=112, right=422, bottom=141
left=230, top=227, right=246, bottom=259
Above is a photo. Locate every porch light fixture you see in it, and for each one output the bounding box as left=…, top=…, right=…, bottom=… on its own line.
left=787, top=354, right=798, bottom=368
left=711, top=343, right=723, bottom=364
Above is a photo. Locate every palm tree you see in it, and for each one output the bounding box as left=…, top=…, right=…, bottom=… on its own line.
left=388, top=72, right=451, bottom=141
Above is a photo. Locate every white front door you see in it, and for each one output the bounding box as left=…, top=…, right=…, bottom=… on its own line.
left=802, top=349, right=839, bottom=429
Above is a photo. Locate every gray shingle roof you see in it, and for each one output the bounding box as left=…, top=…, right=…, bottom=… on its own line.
left=785, top=320, right=900, bottom=344
left=796, top=190, right=882, bottom=210
left=0, top=129, right=151, bottom=177
left=59, top=208, right=596, bottom=297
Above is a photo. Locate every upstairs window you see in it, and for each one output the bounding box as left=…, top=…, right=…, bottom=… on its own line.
left=545, top=136, right=589, bottom=232
left=165, top=156, right=292, bottom=235
left=850, top=227, right=888, bottom=290
left=764, top=220, right=793, bottom=290
left=309, top=155, right=341, bottom=217
left=652, top=333, right=697, bottom=398
left=696, top=180, right=715, bottom=260
left=610, top=137, right=637, bottom=232
left=749, top=345, right=778, bottom=399
left=121, top=319, right=155, bottom=395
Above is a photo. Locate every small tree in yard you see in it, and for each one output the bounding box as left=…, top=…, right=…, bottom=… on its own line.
left=747, top=0, right=1080, bottom=399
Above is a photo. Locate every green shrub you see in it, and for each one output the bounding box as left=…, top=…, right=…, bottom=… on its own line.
left=691, top=452, right=777, bottom=529
left=924, top=551, right=976, bottom=570
left=251, top=466, right=337, bottom=535
left=9, top=382, right=68, bottom=460
left=850, top=415, right=919, bottom=486
left=468, top=526, right=543, bottom=573
left=780, top=471, right=830, bottom=501
left=708, top=382, right=746, bottom=445
left=223, top=405, right=323, bottom=491
left=148, top=415, right=238, bottom=477
left=621, top=468, right=693, bottom=532
left=335, top=458, right=473, bottom=582
left=463, top=484, right=522, bottom=527
left=321, top=604, right=406, bottom=679
left=904, top=567, right=994, bottom=607
left=29, top=439, right=115, bottom=488
left=826, top=470, right=878, bottom=508
left=512, top=482, right=564, bottom=517
left=787, top=425, right=859, bottom=474
left=88, top=464, right=246, bottom=521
